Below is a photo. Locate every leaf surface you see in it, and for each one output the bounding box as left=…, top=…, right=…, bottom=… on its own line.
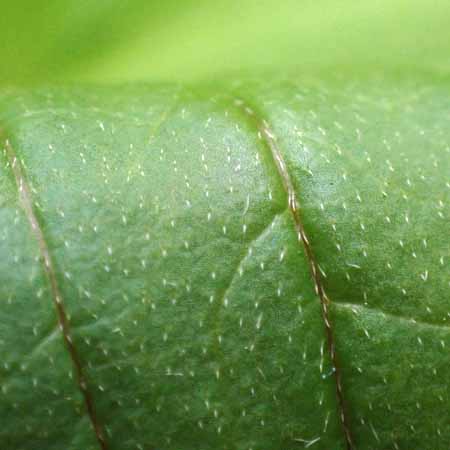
left=0, top=79, right=449, bottom=450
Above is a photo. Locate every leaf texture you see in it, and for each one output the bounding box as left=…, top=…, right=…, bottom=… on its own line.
left=0, top=78, right=449, bottom=450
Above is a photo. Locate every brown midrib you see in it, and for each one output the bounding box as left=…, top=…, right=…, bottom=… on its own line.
left=3, top=137, right=108, bottom=450
left=232, top=98, right=355, bottom=450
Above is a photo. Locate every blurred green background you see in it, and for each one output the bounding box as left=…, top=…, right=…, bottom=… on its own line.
left=1, top=0, right=450, bottom=85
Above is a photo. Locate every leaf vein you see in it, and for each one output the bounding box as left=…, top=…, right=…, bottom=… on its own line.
left=2, top=133, right=109, bottom=450
left=231, top=98, right=355, bottom=450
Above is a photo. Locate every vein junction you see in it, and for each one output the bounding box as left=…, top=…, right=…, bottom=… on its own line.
left=232, top=98, right=355, bottom=450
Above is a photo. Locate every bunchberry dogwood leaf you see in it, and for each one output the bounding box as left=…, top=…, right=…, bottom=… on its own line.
left=0, top=78, right=448, bottom=450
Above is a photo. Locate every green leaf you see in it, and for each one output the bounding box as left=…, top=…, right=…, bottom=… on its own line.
left=1, top=0, right=450, bottom=85
left=0, top=78, right=448, bottom=449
